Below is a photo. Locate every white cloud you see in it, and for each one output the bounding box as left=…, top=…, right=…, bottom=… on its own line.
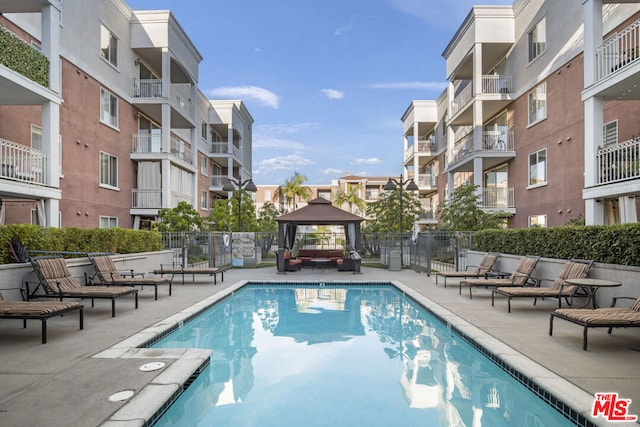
left=322, top=168, right=347, bottom=175
left=206, top=85, right=280, bottom=109
left=253, top=137, right=306, bottom=151
left=255, top=154, right=314, bottom=173
left=369, top=81, right=448, bottom=91
left=255, top=123, right=317, bottom=136
left=321, top=89, right=345, bottom=99
left=334, top=22, right=353, bottom=36
left=353, top=157, right=382, bottom=165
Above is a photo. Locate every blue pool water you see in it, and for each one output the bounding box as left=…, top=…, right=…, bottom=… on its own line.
left=150, top=284, right=577, bottom=426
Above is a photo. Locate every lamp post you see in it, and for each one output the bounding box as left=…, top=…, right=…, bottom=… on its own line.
left=383, top=174, right=419, bottom=266
left=222, top=177, right=257, bottom=231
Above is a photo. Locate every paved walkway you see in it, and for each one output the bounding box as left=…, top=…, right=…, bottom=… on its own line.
left=0, top=266, right=638, bottom=426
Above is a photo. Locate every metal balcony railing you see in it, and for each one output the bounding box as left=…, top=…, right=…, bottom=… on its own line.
left=450, top=133, right=474, bottom=164
left=210, top=174, right=225, bottom=187
left=451, top=84, right=472, bottom=117
left=482, top=75, right=512, bottom=94
left=482, top=131, right=514, bottom=151
left=132, top=189, right=162, bottom=208
left=0, top=138, right=47, bottom=185
left=482, top=187, right=514, bottom=209
left=597, top=137, right=640, bottom=185
left=133, top=78, right=162, bottom=98
left=596, top=18, right=640, bottom=81
left=211, top=142, right=229, bottom=154
left=170, top=136, right=192, bottom=164
left=416, top=173, right=436, bottom=188
left=131, top=134, right=162, bottom=153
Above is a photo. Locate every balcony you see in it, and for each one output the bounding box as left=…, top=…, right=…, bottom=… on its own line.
left=210, top=174, right=225, bottom=187
left=482, top=131, right=514, bottom=151
left=0, top=138, right=46, bottom=185
left=132, top=79, right=194, bottom=123
left=450, top=133, right=474, bottom=164
left=482, top=187, right=514, bottom=209
left=170, top=136, right=192, bottom=164
left=416, top=173, right=437, bottom=190
left=597, top=137, right=640, bottom=185
left=210, top=141, right=241, bottom=160
left=596, top=18, right=640, bottom=82
left=451, top=84, right=473, bottom=117
left=132, top=188, right=161, bottom=208
left=132, top=134, right=162, bottom=153
left=482, top=75, right=512, bottom=94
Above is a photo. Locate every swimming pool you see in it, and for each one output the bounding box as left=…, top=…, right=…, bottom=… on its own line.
left=147, top=283, right=587, bottom=426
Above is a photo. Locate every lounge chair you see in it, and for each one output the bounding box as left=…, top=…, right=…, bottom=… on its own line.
left=549, top=297, right=640, bottom=350
left=87, top=254, right=172, bottom=300
left=153, top=263, right=224, bottom=285
left=28, top=256, right=138, bottom=317
left=491, top=259, right=593, bottom=312
left=459, top=255, right=540, bottom=299
left=0, top=291, right=83, bottom=343
left=283, top=250, right=302, bottom=272
left=435, top=252, right=499, bottom=287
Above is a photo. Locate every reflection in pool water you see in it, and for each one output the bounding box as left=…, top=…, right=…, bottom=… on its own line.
left=151, top=285, right=575, bottom=426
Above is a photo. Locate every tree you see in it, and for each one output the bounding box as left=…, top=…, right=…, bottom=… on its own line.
left=273, top=172, right=313, bottom=211
left=438, top=182, right=509, bottom=231
left=156, top=201, right=203, bottom=232
left=333, top=183, right=366, bottom=214
left=256, top=202, right=279, bottom=232
left=207, top=190, right=257, bottom=232
left=365, top=188, right=422, bottom=232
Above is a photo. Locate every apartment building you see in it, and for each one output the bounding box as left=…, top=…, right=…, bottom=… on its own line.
left=0, top=0, right=252, bottom=229
left=254, top=175, right=397, bottom=224
left=406, top=0, right=640, bottom=228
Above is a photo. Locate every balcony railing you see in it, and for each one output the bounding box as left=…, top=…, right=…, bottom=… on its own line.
left=482, top=131, right=514, bottom=151
left=171, top=83, right=193, bottom=118
left=450, top=133, right=474, bottom=164
left=131, top=134, right=162, bottom=153
left=210, top=174, right=225, bottom=187
left=416, top=173, right=436, bottom=188
left=0, top=138, right=46, bottom=185
left=482, top=75, right=512, bottom=94
left=171, top=191, right=192, bottom=207
left=597, top=137, right=640, bottom=185
left=211, top=142, right=229, bottom=154
left=451, top=84, right=472, bottom=117
left=482, top=187, right=514, bottom=209
left=133, top=78, right=162, bottom=98
left=170, top=136, right=192, bottom=164
left=596, top=18, right=640, bottom=81
left=132, top=189, right=162, bottom=208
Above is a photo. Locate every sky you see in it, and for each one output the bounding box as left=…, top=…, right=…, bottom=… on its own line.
left=126, top=0, right=514, bottom=185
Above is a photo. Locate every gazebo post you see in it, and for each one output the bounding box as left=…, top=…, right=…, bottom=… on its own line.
left=276, top=222, right=286, bottom=273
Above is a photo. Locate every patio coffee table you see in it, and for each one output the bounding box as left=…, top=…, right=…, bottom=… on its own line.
left=311, top=258, right=332, bottom=270
left=564, top=278, right=622, bottom=309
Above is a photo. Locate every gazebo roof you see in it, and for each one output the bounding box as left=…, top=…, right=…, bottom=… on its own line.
left=275, top=197, right=364, bottom=225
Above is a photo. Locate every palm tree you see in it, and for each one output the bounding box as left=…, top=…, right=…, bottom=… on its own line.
left=333, top=183, right=366, bottom=214
left=273, top=172, right=313, bottom=211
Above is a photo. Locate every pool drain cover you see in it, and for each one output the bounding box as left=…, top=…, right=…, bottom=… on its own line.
left=109, top=390, right=135, bottom=402
left=139, top=361, right=166, bottom=372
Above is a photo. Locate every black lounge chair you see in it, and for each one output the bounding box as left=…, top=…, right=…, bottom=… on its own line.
left=0, top=291, right=83, bottom=343
left=87, top=254, right=172, bottom=300
left=28, top=256, right=138, bottom=317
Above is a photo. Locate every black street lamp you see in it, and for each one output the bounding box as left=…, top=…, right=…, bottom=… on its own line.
left=383, top=174, right=419, bottom=266
left=222, top=177, right=257, bottom=231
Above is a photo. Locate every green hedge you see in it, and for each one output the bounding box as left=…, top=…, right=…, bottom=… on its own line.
left=0, top=225, right=164, bottom=264
left=473, top=224, right=640, bottom=266
left=0, top=25, right=49, bottom=86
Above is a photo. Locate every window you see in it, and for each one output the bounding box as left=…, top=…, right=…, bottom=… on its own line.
left=100, top=88, right=118, bottom=128
left=528, top=215, right=547, bottom=228
left=100, top=152, right=118, bottom=189
left=528, top=149, right=547, bottom=187
left=264, top=190, right=272, bottom=201
left=100, top=216, right=118, bottom=228
left=318, top=190, right=331, bottom=200
left=603, top=121, right=618, bottom=145
left=201, top=154, right=208, bottom=175
left=201, top=123, right=208, bottom=140
left=365, top=185, right=379, bottom=200
left=528, top=83, right=546, bottom=125
left=201, top=191, right=208, bottom=209
left=100, top=24, right=118, bottom=67
left=528, top=18, right=546, bottom=62
left=31, top=124, right=42, bottom=151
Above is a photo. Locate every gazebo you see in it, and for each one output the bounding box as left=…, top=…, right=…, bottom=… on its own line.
left=275, top=197, right=365, bottom=272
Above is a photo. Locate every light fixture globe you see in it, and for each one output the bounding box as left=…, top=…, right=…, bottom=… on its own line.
left=383, top=178, right=397, bottom=191
left=245, top=180, right=258, bottom=192
left=221, top=181, right=235, bottom=192
left=406, top=179, right=419, bottom=191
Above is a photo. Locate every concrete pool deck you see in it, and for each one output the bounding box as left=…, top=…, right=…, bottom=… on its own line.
left=0, top=265, right=638, bottom=426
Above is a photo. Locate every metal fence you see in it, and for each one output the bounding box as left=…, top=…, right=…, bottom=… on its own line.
left=160, top=230, right=474, bottom=275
